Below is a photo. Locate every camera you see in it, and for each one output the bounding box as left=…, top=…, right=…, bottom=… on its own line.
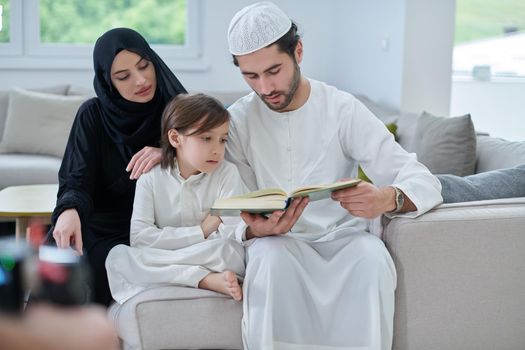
left=0, top=236, right=91, bottom=314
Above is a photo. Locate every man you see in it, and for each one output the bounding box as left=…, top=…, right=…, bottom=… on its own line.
left=226, top=2, right=442, bottom=349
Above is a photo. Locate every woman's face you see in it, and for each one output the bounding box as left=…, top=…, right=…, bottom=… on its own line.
left=110, top=49, right=157, bottom=103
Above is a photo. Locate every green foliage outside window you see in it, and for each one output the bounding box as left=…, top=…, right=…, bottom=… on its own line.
left=0, top=0, right=10, bottom=43
left=455, top=0, right=525, bottom=44
left=39, top=0, right=186, bottom=45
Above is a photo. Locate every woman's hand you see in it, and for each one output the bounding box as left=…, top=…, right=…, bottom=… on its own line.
left=126, top=146, right=162, bottom=180
left=201, top=215, right=222, bottom=238
left=52, top=209, right=83, bottom=255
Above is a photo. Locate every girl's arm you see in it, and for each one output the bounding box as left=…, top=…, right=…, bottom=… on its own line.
left=130, top=172, right=207, bottom=250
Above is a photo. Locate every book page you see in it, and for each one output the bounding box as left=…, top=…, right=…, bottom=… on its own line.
left=291, top=179, right=361, bottom=198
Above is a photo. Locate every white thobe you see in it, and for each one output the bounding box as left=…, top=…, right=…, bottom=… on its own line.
left=226, top=78, right=443, bottom=350
left=105, top=160, right=246, bottom=304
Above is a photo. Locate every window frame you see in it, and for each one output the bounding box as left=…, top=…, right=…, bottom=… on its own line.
left=0, top=0, right=22, bottom=56
left=0, top=0, right=204, bottom=70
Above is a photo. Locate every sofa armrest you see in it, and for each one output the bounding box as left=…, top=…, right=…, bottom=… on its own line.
left=383, top=198, right=525, bottom=350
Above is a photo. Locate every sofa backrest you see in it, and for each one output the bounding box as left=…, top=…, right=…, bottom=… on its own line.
left=475, top=135, right=525, bottom=173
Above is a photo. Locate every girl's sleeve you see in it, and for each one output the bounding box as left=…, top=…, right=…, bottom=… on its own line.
left=130, top=172, right=206, bottom=250
left=214, top=164, right=246, bottom=240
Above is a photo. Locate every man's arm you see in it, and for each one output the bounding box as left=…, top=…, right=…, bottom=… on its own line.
left=331, top=182, right=416, bottom=219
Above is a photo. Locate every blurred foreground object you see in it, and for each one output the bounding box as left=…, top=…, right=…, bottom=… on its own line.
left=0, top=304, right=120, bottom=350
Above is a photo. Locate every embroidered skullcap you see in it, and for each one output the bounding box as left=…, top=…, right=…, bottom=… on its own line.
left=228, top=1, right=292, bottom=55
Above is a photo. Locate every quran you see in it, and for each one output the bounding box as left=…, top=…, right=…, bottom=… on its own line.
left=210, top=179, right=361, bottom=216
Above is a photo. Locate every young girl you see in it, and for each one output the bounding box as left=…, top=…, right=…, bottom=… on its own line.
left=105, top=94, right=246, bottom=304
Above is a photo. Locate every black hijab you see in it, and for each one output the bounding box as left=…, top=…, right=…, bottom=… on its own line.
left=93, top=27, right=186, bottom=160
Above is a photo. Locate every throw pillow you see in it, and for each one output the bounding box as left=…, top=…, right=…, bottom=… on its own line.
left=0, top=85, right=69, bottom=143
left=0, top=88, right=86, bottom=158
left=413, top=111, right=477, bottom=176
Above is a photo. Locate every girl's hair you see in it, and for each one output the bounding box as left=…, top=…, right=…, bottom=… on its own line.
left=160, top=93, right=230, bottom=168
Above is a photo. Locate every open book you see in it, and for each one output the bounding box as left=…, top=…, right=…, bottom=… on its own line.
left=210, top=179, right=361, bottom=216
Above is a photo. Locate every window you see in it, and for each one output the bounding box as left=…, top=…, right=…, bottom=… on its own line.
left=0, top=0, right=20, bottom=55
left=39, top=0, right=186, bottom=45
left=453, top=0, right=525, bottom=79
left=0, top=0, right=201, bottom=69
left=0, top=0, right=9, bottom=43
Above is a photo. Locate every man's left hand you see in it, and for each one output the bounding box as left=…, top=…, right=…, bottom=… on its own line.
left=331, top=181, right=395, bottom=218
left=126, top=146, right=162, bottom=180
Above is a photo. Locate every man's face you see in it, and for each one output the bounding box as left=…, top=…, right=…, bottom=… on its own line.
left=236, top=43, right=302, bottom=112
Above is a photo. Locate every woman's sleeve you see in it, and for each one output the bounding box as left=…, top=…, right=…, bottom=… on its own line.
left=130, top=173, right=205, bottom=250
left=51, top=101, right=100, bottom=224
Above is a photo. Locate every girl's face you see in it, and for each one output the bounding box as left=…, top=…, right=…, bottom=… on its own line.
left=110, top=49, right=157, bottom=103
left=169, top=121, right=230, bottom=179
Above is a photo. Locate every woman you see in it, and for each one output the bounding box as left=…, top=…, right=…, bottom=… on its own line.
left=50, top=28, right=186, bottom=305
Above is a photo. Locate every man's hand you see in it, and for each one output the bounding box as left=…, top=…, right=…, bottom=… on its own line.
left=52, top=209, right=83, bottom=255
left=331, top=181, right=396, bottom=219
left=241, top=197, right=309, bottom=239
left=201, top=214, right=222, bottom=238
left=126, top=146, right=162, bottom=180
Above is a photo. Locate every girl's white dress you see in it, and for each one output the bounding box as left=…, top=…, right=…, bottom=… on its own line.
left=105, top=160, right=246, bottom=303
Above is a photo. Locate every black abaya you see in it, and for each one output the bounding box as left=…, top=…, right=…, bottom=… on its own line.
left=50, top=28, right=186, bottom=305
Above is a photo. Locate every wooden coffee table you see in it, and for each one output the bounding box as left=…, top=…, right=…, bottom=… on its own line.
left=0, top=184, right=58, bottom=239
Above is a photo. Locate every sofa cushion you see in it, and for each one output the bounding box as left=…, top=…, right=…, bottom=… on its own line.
left=412, top=111, right=477, bottom=176
left=0, top=154, right=61, bottom=190
left=475, top=135, right=525, bottom=173
left=0, top=85, right=69, bottom=143
left=0, top=88, right=86, bottom=158
left=108, top=285, right=243, bottom=350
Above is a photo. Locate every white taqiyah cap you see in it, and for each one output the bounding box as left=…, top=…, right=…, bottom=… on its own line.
left=228, top=1, right=292, bottom=56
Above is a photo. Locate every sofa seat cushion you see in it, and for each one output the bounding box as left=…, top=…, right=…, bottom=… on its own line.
left=108, top=286, right=243, bottom=350
left=0, top=154, right=61, bottom=189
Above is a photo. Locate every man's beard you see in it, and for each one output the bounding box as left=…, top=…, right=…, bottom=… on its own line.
left=258, top=62, right=301, bottom=111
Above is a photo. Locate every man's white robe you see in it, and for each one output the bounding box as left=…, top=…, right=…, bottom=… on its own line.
left=226, top=79, right=442, bottom=350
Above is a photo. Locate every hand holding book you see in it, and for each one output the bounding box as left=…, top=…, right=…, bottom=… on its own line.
left=210, top=179, right=361, bottom=216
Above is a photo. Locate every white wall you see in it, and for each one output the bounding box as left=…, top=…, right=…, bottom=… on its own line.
left=0, top=0, right=455, bottom=118
left=0, top=0, right=352, bottom=94
left=401, top=0, right=455, bottom=116
left=451, top=78, right=525, bottom=141
left=329, top=0, right=406, bottom=111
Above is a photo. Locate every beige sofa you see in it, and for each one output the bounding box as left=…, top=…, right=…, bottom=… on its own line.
left=2, top=86, right=524, bottom=348
left=109, top=109, right=525, bottom=349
